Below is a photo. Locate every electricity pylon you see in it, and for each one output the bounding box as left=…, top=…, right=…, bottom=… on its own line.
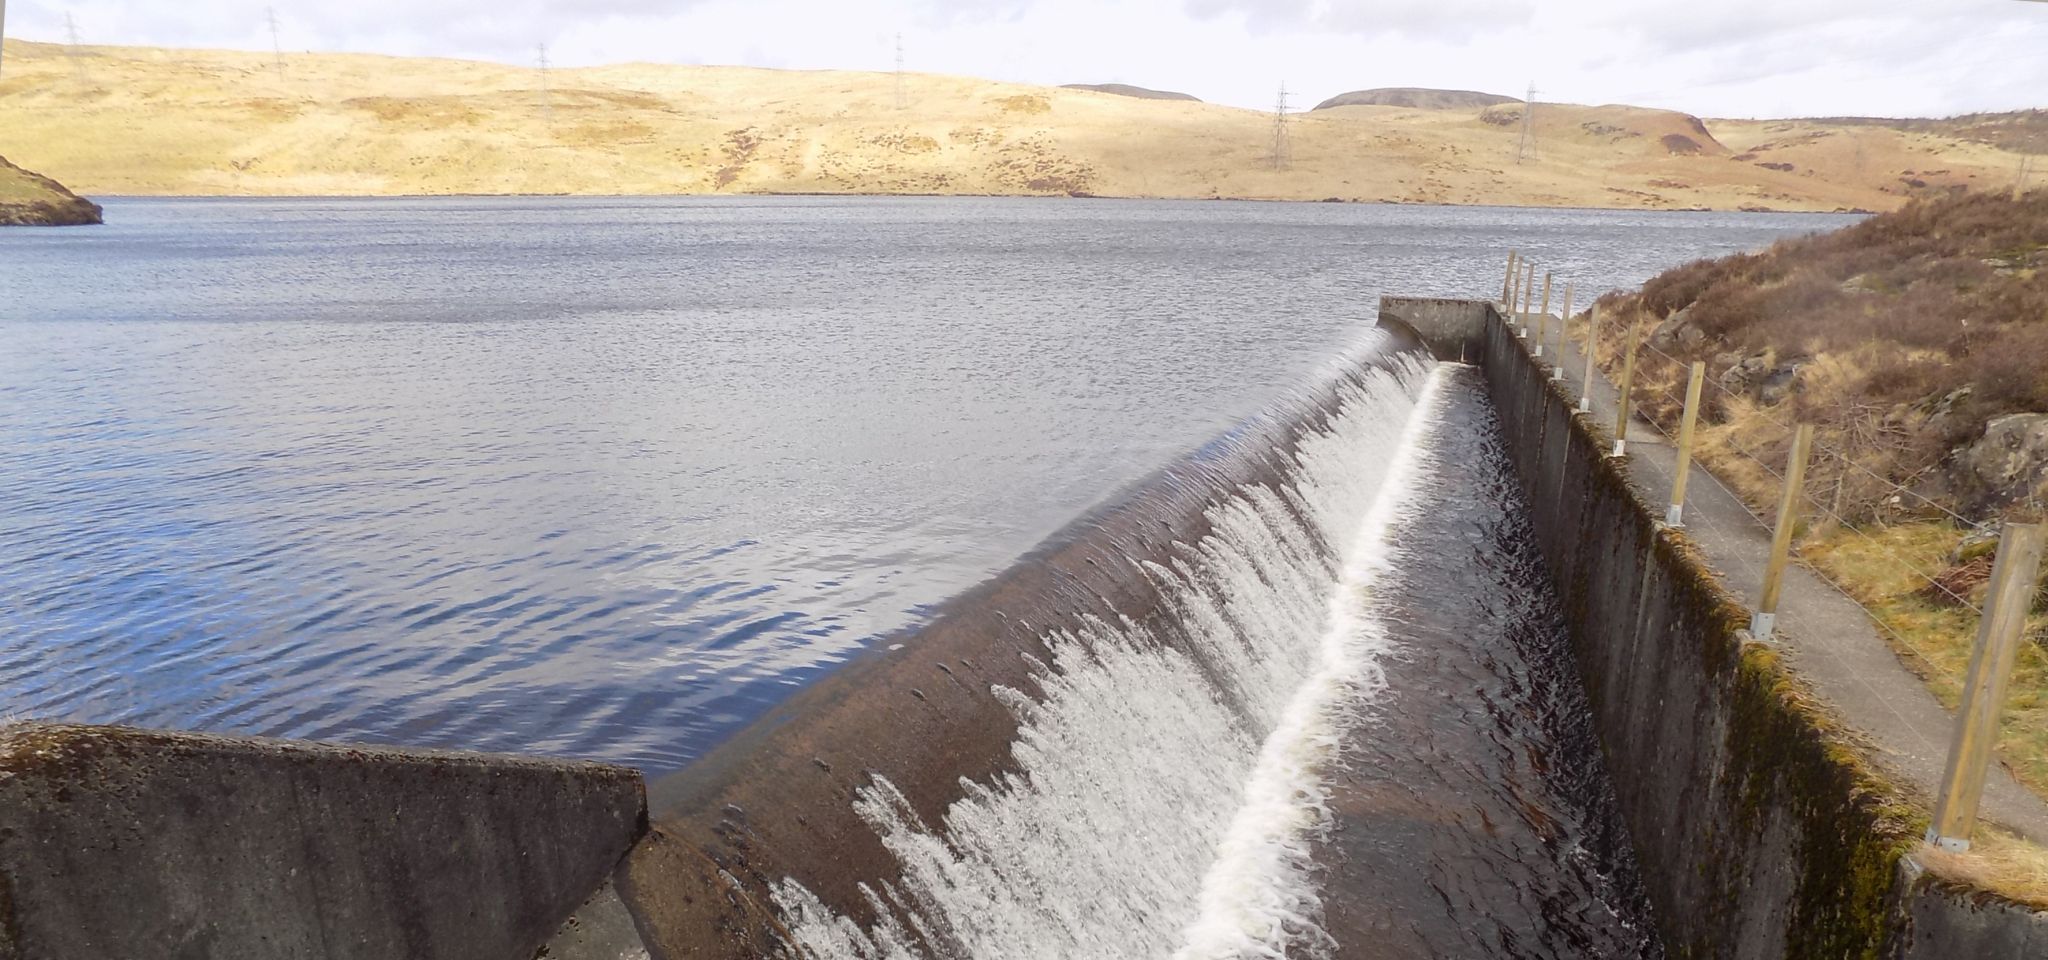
left=1516, top=82, right=1538, bottom=163
left=537, top=43, right=552, bottom=128
left=266, top=7, right=284, bottom=80
left=63, top=12, right=90, bottom=84
left=893, top=33, right=905, bottom=110
left=1270, top=83, right=1290, bottom=171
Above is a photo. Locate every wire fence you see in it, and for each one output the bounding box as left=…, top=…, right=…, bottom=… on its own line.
left=1632, top=340, right=1988, bottom=616
left=1494, top=263, right=2048, bottom=693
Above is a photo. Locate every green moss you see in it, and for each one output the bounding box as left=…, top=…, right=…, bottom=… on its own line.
left=1720, top=643, right=1916, bottom=959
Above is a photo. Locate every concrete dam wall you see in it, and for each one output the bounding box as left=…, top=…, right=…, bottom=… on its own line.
left=5, top=299, right=2046, bottom=958
left=0, top=723, right=644, bottom=959
left=1394, top=296, right=2048, bottom=959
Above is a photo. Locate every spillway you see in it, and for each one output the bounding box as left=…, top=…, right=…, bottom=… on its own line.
left=9, top=300, right=2035, bottom=959
left=644, top=324, right=1660, bottom=958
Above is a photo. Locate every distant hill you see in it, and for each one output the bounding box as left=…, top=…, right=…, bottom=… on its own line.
left=1314, top=88, right=1518, bottom=111
left=0, top=39, right=2030, bottom=212
left=1060, top=83, right=1200, bottom=102
left=1789, top=109, right=2048, bottom=154
left=0, top=155, right=102, bottom=226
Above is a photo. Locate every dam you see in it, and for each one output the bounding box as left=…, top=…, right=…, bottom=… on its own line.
left=637, top=325, right=1659, bottom=958
left=9, top=300, right=2043, bottom=958
left=3, top=202, right=2043, bottom=958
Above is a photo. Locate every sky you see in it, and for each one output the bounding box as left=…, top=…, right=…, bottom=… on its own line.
left=7, top=0, right=2047, bottom=118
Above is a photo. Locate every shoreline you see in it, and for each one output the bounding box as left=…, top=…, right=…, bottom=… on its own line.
left=56, top=190, right=1874, bottom=215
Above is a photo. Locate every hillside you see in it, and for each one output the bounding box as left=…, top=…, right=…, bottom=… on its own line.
left=1576, top=190, right=2048, bottom=800
left=0, top=155, right=102, bottom=226
left=0, top=39, right=2035, bottom=211
left=1591, top=190, right=2048, bottom=521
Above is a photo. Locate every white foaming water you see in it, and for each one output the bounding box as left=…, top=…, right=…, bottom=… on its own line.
left=774, top=353, right=1445, bottom=960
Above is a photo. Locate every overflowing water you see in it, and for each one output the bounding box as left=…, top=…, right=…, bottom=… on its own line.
left=740, top=353, right=1659, bottom=959
left=0, top=197, right=1854, bottom=771
left=765, top=350, right=1436, bottom=957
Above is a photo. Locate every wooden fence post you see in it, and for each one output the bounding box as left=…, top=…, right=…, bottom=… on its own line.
left=1751, top=425, right=1815, bottom=640
left=1927, top=523, right=2047, bottom=851
left=1611, top=320, right=1641, bottom=456
left=1553, top=282, right=1573, bottom=379
left=1580, top=304, right=1599, bottom=412
left=1666, top=362, right=1706, bottom=526
left=1520, top=267, right=1536, bottom=332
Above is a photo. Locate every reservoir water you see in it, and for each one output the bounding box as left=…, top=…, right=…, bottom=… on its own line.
left=0, top=196, right=1852, bottom=773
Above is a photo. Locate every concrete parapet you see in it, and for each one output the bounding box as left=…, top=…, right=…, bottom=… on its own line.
left=0, top=723, right=645, bottom=960
left=1378, top=296, right=1491, bottom=362
left=1890, top=860, right=2048, bottom=957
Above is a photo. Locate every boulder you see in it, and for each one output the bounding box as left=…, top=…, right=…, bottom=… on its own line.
left=1720, top=354, right=1772, bottom=394
left=1648, top=306, right=1706, bottom=352
left=1962, top=413, right=2048, bottom=502
left=1757, top=364, right=1803, bottom=405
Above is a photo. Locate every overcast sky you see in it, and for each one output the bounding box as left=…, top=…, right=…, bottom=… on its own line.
left=8, top=0, right=2047, bottom=118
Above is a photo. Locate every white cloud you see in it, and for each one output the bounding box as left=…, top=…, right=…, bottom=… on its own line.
left=7, top=0, right=2046, bottom=117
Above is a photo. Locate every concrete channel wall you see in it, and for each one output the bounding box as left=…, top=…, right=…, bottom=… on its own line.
left=0, top=723, right=648, bottom=960
left=1385, top=296, right=2048, bottom=959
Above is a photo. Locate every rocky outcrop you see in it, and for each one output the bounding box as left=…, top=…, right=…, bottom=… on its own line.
left=1314, top=87, right=1518, bottom=111
left=1059, top=83, right=1200, bottom=102
left=1715, top=351, right=1804, bottom=405
left=1648, top=306, right=1708, bottom=352
left=0, top=156, right=103, bottom=226
left=1961, top=413, right=2048, bottom=504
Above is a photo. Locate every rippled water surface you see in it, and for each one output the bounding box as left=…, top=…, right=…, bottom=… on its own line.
left=0, top=197, right=1852, bottom=770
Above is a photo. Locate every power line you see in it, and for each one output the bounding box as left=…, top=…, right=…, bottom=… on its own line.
left=536, top=43, right=552, bottom=129
left=893, top=33, right=905, bottom=111
left=266, top=7, right=284, bottom=80
left=1269, top=82, right=1290, bottom=171
left=64, top=11, right=89, bottom=84
left=1516, top=82, right=1538, bottom=164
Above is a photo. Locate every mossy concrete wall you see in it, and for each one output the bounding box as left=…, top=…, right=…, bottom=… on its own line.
left=1420, top=299, right=2048, bottom=958
left=0, top=723, right=646, bottom=960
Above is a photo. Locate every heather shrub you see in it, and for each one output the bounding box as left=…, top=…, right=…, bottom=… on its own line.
left=1595, top=189, right=2048, bottom=521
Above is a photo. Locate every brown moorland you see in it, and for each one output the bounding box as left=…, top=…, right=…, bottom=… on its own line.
left=0, top=38, right=2036, bottom=211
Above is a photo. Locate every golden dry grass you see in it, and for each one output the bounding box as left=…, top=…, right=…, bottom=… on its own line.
left=0, top=38, right=2030, bottom=208
left=1798, top=522, right=2048, bottom=799
left=1918, top=828, right=2048, bottom=910
left=0, top=159, right=64, bottom=204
